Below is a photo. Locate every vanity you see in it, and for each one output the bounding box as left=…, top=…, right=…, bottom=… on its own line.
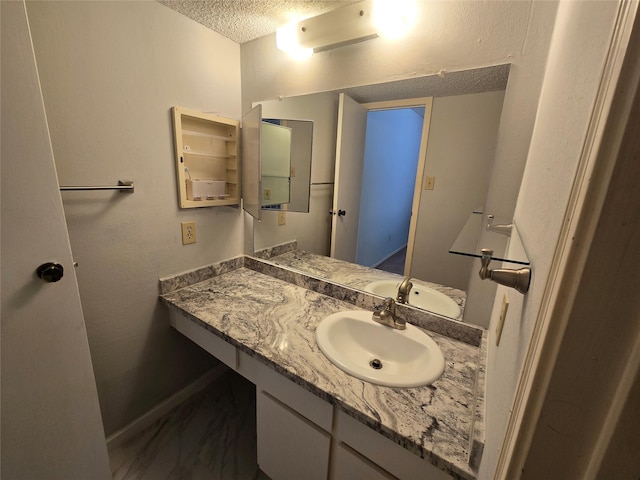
left=159, top=255, right=486, bottom=480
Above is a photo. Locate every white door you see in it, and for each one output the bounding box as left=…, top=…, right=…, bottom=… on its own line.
left=330, top=93, right=368, bottom=262
left=1, top=2, right=111, bottom=478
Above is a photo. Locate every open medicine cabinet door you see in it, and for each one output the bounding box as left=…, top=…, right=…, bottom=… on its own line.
left=242, top=105, right=262, bottom=220
left=242, top=105, right=293, bottom=221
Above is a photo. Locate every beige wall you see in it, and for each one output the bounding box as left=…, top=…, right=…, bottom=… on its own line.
left=26, top=1, right=243, bottom=435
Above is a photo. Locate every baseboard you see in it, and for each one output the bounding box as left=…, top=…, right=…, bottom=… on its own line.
left=106, top=364, right=229, bottom=451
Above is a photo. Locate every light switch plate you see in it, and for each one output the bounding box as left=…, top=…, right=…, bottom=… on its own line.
left=278, top=211, right=286, bottom=225
left=496, top=293, right=509, bottom=346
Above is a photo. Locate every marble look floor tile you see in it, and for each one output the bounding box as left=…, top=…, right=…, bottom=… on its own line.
left=109, top=372, right=266, bottom=480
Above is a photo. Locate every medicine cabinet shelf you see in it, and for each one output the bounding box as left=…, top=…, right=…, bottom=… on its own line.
left=171, top=106, right=240, bottom=209
left=183, top=150, right=236, bottom=159
left=182, top=129, right=234, bottom=141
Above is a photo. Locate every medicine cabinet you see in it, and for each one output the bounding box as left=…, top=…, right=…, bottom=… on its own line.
left=171, top=107, right=240, bottom=208
left=172, top=106, right=311, bottom=217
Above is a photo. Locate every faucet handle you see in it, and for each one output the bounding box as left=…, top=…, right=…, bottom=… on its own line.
left=374, top=297, right=395, bottom=314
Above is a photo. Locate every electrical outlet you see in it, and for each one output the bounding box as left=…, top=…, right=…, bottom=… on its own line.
left=496, top=293, right=509, bottom=346
left=290, top=167, right=296, bottom=177
left=278, top=211, right=286, bottom=225
left=263, top=188, right=271, bottom=201
left=181, top=221, right=196, bottom=245
left=424, top=176, right=436, bottom=190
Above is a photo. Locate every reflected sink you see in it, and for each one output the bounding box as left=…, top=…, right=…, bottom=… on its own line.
left=364, top=280, right=461, bottom=318
left=315, top=311, right=445, bottom=387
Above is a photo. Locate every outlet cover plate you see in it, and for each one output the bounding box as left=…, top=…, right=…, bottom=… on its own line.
left=181, top=221, right=196, bottom=245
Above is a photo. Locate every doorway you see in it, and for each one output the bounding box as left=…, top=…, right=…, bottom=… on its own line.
left=331, top=95, right=433, bottom=276
left=356, top=107, right=425, bottom=273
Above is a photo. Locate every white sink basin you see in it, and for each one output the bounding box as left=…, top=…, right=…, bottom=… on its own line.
left=315, top=311, right=445, bottom=387
left=364, top=280, right=461, bottom=318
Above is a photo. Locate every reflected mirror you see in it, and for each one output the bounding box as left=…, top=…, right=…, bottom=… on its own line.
left=251, top=65, right=510, bottom=320
left=263, top=119, right=313, bottom=213
left=261, top=121, right=292, bottom=208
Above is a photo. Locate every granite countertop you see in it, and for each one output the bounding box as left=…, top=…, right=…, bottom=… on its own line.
left=160, top=259, right=485, bottom=480
left=260, top=248, right=467, bottom=320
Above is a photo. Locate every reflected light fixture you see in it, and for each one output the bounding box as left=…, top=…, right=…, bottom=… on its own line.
left=276, top=0, right=415, bottom=59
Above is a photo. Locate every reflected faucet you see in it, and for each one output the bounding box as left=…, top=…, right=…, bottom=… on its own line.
left=372, top=297, right=406, bottom=330
left=396, top=277, right=413, bottom=304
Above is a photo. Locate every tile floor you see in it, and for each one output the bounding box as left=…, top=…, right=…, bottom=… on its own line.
left=109, top=371, right=269, bottom=480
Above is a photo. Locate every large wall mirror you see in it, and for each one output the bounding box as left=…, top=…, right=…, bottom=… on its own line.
left=251, top=64, right=511, bottom=321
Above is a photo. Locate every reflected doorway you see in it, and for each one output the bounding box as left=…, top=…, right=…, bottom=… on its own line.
left=356, top=107, right=425, bottom=271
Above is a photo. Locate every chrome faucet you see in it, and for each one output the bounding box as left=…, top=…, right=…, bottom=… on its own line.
left=372, top=297, right=406, bottom=330
left=396, top=277, right=413, bottom=304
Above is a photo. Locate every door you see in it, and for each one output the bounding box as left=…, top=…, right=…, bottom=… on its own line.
left=1, top=2, right=111, bottom=478
left=330, top=93, right=368, bottom=262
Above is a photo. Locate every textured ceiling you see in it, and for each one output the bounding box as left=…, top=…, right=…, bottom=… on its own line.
left=158, top=1, right=511, bottom=101
left=158, top=0, right=359, bottom=44
left=340, top=65, right=511, bottom=104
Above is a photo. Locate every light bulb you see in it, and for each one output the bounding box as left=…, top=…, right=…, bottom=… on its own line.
left=276, top=23, right=313, bottom=61
left=373, top=0, right=416, bottom=40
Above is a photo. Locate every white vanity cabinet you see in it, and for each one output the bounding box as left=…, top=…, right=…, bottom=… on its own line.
left=238, top=350, right=333, bottom=480
left=333, top=443, right=395, bottom=479
left=334, top=410, right=452, bottom=480
left=257, top=392, right=330, bottom=480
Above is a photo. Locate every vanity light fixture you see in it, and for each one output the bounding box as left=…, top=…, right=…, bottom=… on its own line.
left=276, top=0, right=415, bottom=59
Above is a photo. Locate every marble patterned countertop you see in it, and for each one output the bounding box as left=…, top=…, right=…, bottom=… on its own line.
left=160, top=257, right=485, bottom=480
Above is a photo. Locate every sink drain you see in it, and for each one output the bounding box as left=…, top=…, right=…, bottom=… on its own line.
left=369, top=358, right=383, bottom=370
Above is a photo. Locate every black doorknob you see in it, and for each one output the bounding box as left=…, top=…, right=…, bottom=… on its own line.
left=338, top=209, right=346, bottom=216
left=36, top=262, right=64, bottom=283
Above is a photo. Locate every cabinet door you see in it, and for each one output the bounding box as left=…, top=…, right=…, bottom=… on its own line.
left=333, top=443, right=396, bottom=480
left=335, top=410, right=452, bottom=480
left=257, top=391, right=330, bottom=480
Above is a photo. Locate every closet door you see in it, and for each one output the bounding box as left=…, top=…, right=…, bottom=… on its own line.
left=1, top=1, right=111, bottom=478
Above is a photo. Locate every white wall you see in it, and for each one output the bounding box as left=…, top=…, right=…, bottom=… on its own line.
left=411, top=91, right=505, bottom=291
left=356, top=108, right=423, bottom=267
left=255, top=92, right=339, bottom=255
left=26, top=1, right=243, bottom=435
left=478, top=1, right=623, bottom=477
